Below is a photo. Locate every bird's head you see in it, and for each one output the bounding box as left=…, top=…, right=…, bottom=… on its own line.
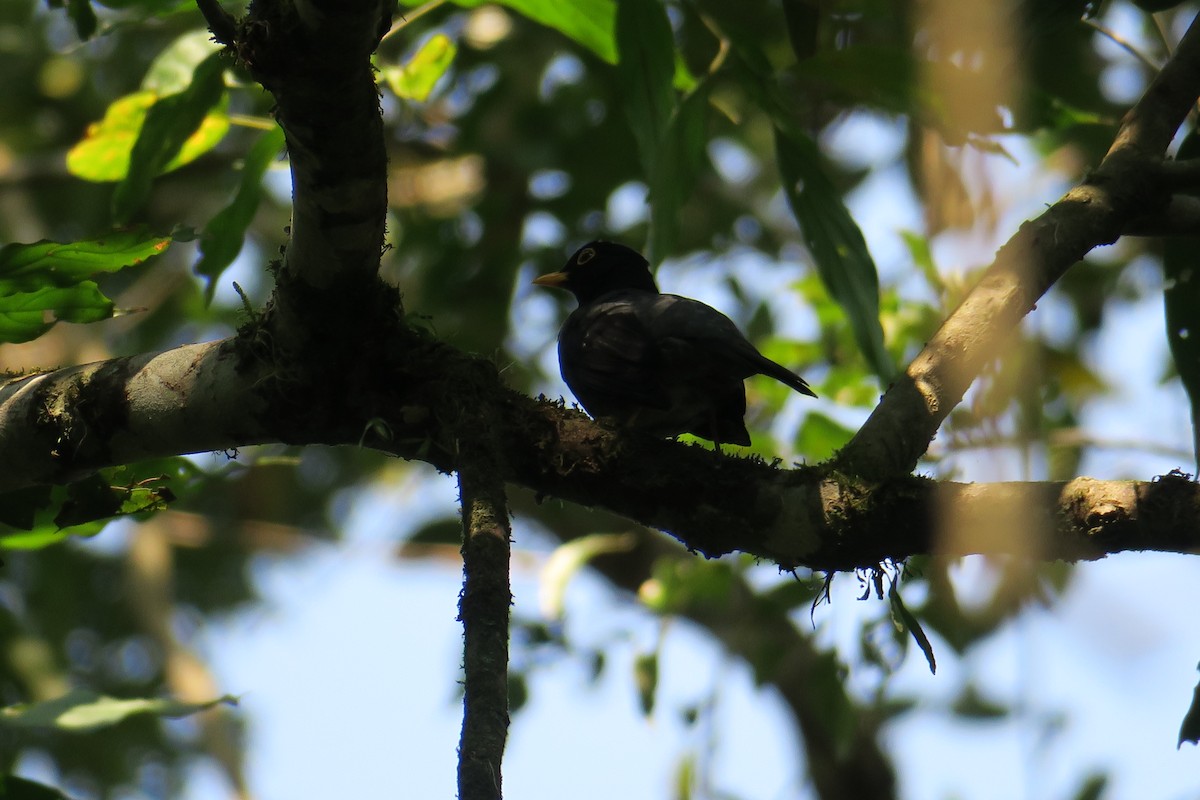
left=533, top=241, right=659, bottom=304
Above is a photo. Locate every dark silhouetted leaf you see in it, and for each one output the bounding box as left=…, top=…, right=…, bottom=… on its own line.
left=781, top=0, right=819, bottom=62
left=0, top=485, right=53, bottom=530
left=890, top=581, right=936, bottom=674
left=1179, top=663, right=1200, bottom=748
left=615, top=0, right=676, bottom=174
left=1163, top=125, right=1200, bottom=467
left=648, top=80, right=710, bottom=260
left=0, top=774, right=74, bottom=800
left=196, top=126, right=286, bottom=301
left=776, top=128, right=894, bottom=382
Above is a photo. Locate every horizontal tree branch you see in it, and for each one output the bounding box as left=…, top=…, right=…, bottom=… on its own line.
left=4, top=328, right=1197, bottom=571
left=0, top=341, right=271, bottom=488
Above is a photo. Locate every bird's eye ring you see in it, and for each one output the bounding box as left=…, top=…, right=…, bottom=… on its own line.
left=576, top=247, right=597, bottom=265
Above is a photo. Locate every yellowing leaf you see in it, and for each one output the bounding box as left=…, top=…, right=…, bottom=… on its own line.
left=67, top=90, right=230, bottom=182
left=384, top=34, right=457, bottom=102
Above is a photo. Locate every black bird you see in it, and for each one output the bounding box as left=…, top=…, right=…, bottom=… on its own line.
left=533, top=241, right=816, bottom=446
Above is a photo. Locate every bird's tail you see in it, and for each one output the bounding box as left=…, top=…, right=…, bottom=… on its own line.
left=757, top=357, right=817, bottom=398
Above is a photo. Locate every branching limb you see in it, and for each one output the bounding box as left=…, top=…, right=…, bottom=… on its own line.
left=457, top=464, right=512, bottom=800
left=834, top=14, right=1200, bottom=483
left=1155, top=158, right=1200, bottom=190
left=1125, top=193, right=1200, bottom=235
left=199, top=0, right=395, bottom=354
left=194, top=0, right=237, bottom=45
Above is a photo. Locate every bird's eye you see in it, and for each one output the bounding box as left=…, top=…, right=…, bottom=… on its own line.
left=576, top=247, right=597, bottom=265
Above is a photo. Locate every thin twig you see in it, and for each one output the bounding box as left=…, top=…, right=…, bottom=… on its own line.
left=383, top=0, right=448, bottom=41
left=1084, top=17, right=1163, bottom=71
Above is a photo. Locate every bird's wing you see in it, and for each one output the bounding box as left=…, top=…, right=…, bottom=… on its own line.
left=559, top=296, right=670, bottom=410
left=646, top=295, right=816, bottom=396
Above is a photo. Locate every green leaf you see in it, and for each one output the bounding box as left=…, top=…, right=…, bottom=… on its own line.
left=0, top=775, right=74, bottom=800
left=615, top=0, right=676, bottom=173
left=0, top=231, right=170, bottom=293
left=0, top=283, right=114, bottom=343
left=68, top=91, right=229, bottom=183
left=951, top=683, right=1008, bottom=719
left=196, top=126, right=286, bottom=300
left=889, top=581, right=936, bottom=674
left=781, top=0, right=819, bottom=62
left=0, top=523, right=104, bottom=551
left=647, top=80, right=710, bottom=261
left=633, top=651, right=658, bottom=716
left=638, top=558, right=734, bottom=614
left=0, top=486, right=53, bottom=530
left=66, top=0, right=98, bottom=40
left=538, top=532, right=637, bottom=619
left=0, top=688, right=237, bottom=732
left=0, top=468, right=180, bottom=550
left=790, top=45, right=918, bottom=115
left=793, top=412, right=854, bottom=461
left=142, top=28, right=224, bottom=94
left=112, top=51, right=229, bottom=222
left=899, top=229, right=944, bottom=296
left=404, top=0, right=617, bottom=63
left=775, top=127, right=894, bottom=382
left=383, top=34, right=458, bottom=101
left=1068, top=774, right=1109, bottom=800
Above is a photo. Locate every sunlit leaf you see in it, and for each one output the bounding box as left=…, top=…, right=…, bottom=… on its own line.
left=196, top=125, right=286, bottom=300
left=113, top=51, right=229, bottom=222
left=67, top=92, right=229, bottom=183
left=0, top=231, right=170, bottom=293
left=0, top=522, right=105, bottom=551
left=0, top=282, right=114, bottom=343
left=383, top=34, right=457, bottom=101
left=0, top=688, right=237, bottom=732
left=142, top=28, right=224, bottom=94
left=776, top=127, right=894, bottom=382
left=52, top=473, right=175, bottom=529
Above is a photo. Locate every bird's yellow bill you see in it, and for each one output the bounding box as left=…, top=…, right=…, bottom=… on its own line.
left=532, top=271, right=568, bottom=287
